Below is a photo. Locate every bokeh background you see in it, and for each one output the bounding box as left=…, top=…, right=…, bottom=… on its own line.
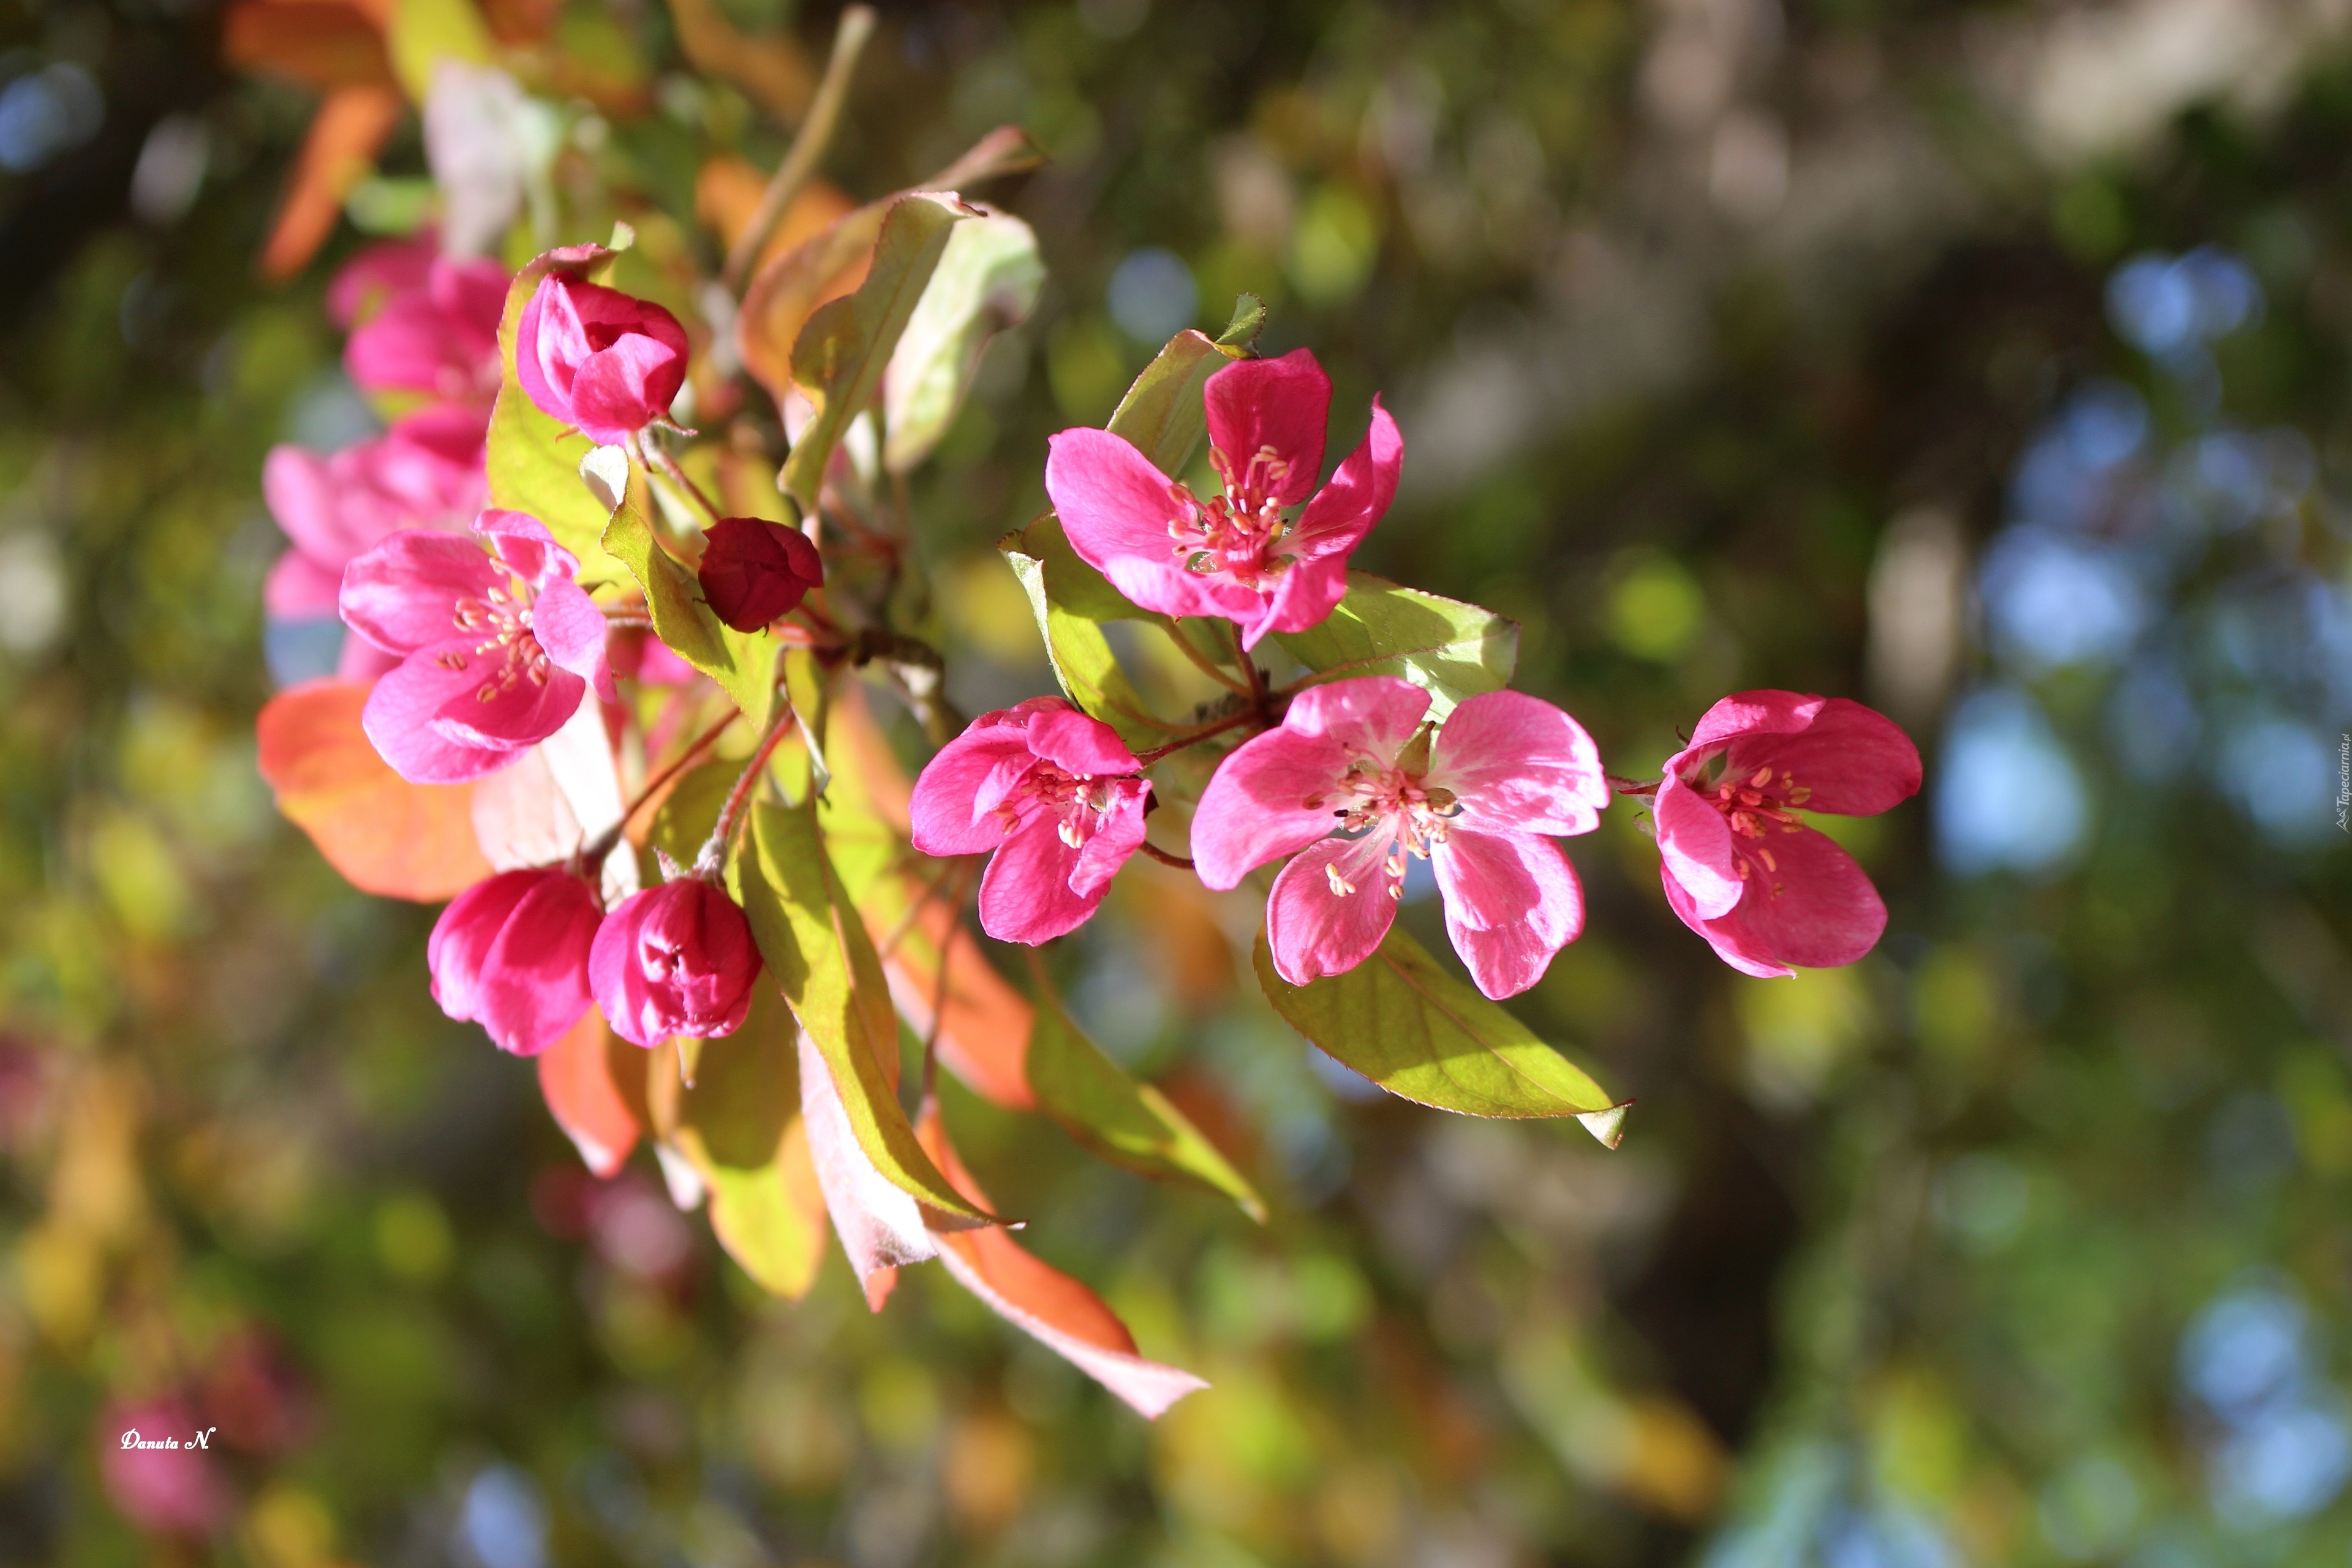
left=4, top=0, right=2352, bottom=1563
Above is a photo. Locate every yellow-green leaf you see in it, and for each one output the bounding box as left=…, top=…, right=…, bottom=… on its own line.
left=1273, top=571, right=1519, bottom=720
left=778, top=193, right=972, bottom=514
left=1000, top=541, right=1175, bottom=751
left=1253, top=927, right=1626, bottom=1145
left=734, top=799, right=991, bottom=1224
left=1027, top=967, right=1265, bottom=1221
left=387, top=0, right=492, bottom=102
left=666, top=986, right=828, bottom=1298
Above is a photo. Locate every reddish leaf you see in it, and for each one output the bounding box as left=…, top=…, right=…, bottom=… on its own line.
left=799, top=1030, right=937, bottom=1309
left=222, top=0, right=394, bottom=91
left=879, top=879, right=1036, bottom=1112
left=666, top=0, right=815, bottom=123
left=535, top=1009, right=645, bottom=1178
left=258, top=85, right=404, bottom=281
left=257, top=679, right=492, bottom=900
left=916, top=1107, right=1208, bottom=1420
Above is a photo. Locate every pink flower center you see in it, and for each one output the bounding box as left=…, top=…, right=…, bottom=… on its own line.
left=1001, top=763, right=1130, bottom=849
left=1682, top=760, right=1814, bottom=881
left=443, top=580, right=552, bottom=701
left=1164, top=443, right=1298, bottom=589
left=1306, top=753, right=1460, bottom=901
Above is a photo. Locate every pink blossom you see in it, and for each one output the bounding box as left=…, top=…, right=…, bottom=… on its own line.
left=908, top=697, right=1150, bottom=944
left=429, top=868, right=604, bottom=1055
left=1044, top=349, right=1401, bottom=649
left=338, top=510, right=616, bottom=783
left=344, top=253, right=508, bottom=406
left=1193, top=677, right=1607, bottom=999
left=696, top=516, right=824, bottom=631
left=263, top=404, right=488, bottom=623
left=514, top=272, right=690, bottom=445
left=590, top=879, right=761, bottom=1047
left=1653, top=690, right=1921, bottom=978
left=326, top=235, right=437, bottom=329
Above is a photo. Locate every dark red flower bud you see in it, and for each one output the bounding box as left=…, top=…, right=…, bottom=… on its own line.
left=697, top=516, right=824, bottom=633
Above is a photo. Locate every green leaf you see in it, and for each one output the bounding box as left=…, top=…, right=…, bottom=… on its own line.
left=779, top=194, right=973, bottom=514
left=1106, top=328, right=1232, bottom=480
left=1273, top=571, right=1519, bottom=720
left=486, top=263, right=631, bottom=589
left=646, top=759, right=734, bottom=870
left=1216, top=292, right=1267, bottom=352
left=734, top=799, right=991, bottom=1223
left=1009, top=510, right=1152, bottom=623
left=601, top=505, right=778, bottom=731
left=1253, top=926, right=1627, bottom=1146
left=1027, top=967, right=1265, bottom=1221
left=1000, top=541, right=1175, bottom=750
left=882, top=212, right=1044, bottom=473
left=667, top=986, right=827, bottom=1298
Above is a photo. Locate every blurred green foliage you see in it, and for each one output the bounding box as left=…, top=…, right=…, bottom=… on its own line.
left=0, top=0, right=2348, bottom=1565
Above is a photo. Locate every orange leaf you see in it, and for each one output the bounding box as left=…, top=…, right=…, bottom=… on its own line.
left=257, top=679, right=492, bottom=900
left=223, top=0, right=394, bottom=89
left=535, top=1009, right=646, bottom=1177
left=258, top=85, right=404, bottom=281
left=916, top=1107, right=1207, bottom=1419
left=880, top=881, right=1035, bottom=1111
left=696, top=158, right=854, bottom=285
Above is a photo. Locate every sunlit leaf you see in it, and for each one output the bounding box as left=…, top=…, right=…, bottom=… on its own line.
left=916, top=1105, right=1208, bottom=1419
left=1026, top=967, right=1265, bottom=1221
left=1253, top=927, right=1626, bottom=1145
left=657, top=986, right=827, bottom=1299
left=777, top=193, right=973, bottom=514
left=1000, top=541, right=1177, bottom=750
left=881, top=211, right=1044, bottom=472
left=737, top=126, right=1042, bottom=409
left=535, top=1008, right=646, bottom=1178
left=386, top=0, right=492, bottom=102
left=797, top=1026, right=935, bottom=1308
left=734, top=799, right=990, bottom=1224
left=1273, top=571, right=1519, bottom=720
left=257, top=679, right=492, bottom=901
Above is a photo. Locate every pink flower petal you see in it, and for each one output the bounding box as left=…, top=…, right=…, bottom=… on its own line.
left=1431, top=829, right=1585, bottom=1000
left=1654, top=772, right=1743, bottom=921
left=1190, top=726, right=1352, bottom=890
left=976, top=812, right=1104, bottom=944
left=1286, top=394, right=1400, bottom=559
left=339, top=530, right=500, bottom=655
left=1204, top=349, right=1329, bottom=506
left=265, top=549, right=342, bottom=619
left=910, top=718, right=1037, bottom=856
left=587, top=889, right=660, bottom=1046
left=1044, top=428, right=1235, bottom=620
left=1248, top=550, right=1351, bottom=646
left=327, top=233, right=435, bottom=326
left=1284, top=674, right=1430, bottom=756
left=568, top=334, right=687, bottom=445
left=1025, top=704, right=1140, bottom=777
left=1428, top=690, right=1607, bottom=839
left=429, top=870, right=538, bottom=1022
left=427, top=657, right=586, bottom=755
left=1716, top=695, right=1921, bottom=816
left=361, top=649, right=522, bottom=783
left=1264, top=834, right=1398, bottom=986
left=1068, top=777, right=1150, bottom=900
left=530, top=577, right=616, bottom=701
left=1660, top=864, right=1793, bottom=980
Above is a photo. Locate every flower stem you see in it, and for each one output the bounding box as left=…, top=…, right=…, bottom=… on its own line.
left=1165, top=618, right=1250, bottom=696
left=1138, top=841, right=1194, bottom=870
left=576, top=709, right=742, bottom=870
left=721, top=4, right=878, bottom=291
left=1134, top=706, right=1262, bottom=766
left=636, top=435, right=726, bottom=526
left=1606, top=774, right=1661, bottom=797
left=693, top=702, right=799, bottom=878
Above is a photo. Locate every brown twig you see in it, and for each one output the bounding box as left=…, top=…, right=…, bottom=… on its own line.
left=1138, top=841, right=1194, bottom=870
left=692, top=702, right=799, bottom=876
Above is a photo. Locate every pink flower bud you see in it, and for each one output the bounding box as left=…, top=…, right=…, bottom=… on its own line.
left=429, top=869, right=605, bottom=1055
left=696, top=516, right=823, bottom=632
left=514, top=272, right=690, bottom=445
left=589, top=880, right=762, bottom=1047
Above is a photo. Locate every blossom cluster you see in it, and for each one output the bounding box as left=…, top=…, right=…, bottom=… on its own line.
left=260, top=213, right=1919, bottom=1417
